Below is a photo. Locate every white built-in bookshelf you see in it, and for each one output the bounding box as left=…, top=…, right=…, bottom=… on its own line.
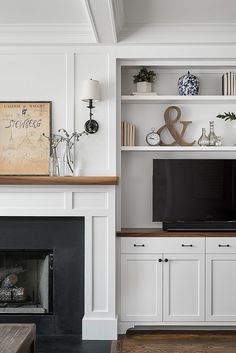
left=118, top=62, right=236, bottom=229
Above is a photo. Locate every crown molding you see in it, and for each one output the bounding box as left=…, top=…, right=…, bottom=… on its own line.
left=0, top=23, right=96, bottom=45
left=118, top=23, right=236, bottom=45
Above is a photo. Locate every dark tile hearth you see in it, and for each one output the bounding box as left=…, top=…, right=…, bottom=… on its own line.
left=37, top=335, right=111, bottom=353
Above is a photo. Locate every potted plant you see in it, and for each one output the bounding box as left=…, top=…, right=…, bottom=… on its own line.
left=133, top=67, right=156, bottom=93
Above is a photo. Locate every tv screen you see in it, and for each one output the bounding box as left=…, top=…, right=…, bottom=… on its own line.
left=153, top=159, right=236, bottom=222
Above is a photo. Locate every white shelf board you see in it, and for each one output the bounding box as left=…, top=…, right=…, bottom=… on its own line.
left=121, top=146, right=236, bottom=152
left=121, top=95, right=236, bottom=104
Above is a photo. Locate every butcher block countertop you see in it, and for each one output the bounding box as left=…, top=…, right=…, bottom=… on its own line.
left=117, top=228, right=236, bottom=237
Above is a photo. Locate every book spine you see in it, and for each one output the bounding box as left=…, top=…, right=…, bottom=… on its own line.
left=121, top=121, right=124, bottom=146
left=227, top=72, right=230, bottom=95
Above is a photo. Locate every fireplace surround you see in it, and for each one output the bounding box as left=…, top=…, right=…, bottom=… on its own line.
left=0, top=183, right=117, bottom=340
left=0, top=217, right=84, bottom=335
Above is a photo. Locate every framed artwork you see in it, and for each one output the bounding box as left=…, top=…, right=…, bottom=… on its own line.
left=0, top=101, right=51, bottom=175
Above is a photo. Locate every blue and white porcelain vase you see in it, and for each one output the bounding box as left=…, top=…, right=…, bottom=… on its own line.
left=178, top=71, right=200, bottom=96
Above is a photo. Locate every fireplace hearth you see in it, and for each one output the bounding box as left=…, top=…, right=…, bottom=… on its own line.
left=0, top=217, right=84, bottom=335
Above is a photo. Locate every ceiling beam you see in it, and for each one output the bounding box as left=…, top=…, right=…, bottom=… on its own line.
left=82, top=0, right=124, bottom=43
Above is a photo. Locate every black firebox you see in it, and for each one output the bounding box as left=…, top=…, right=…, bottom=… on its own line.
left=0, top=217, right=84, bottom=335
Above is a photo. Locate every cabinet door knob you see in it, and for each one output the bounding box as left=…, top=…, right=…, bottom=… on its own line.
left=158, top=258, right=162, bottom=262
left=218, top=244, right=230, bottom=247
left=164, top=258, right=168, bottom=262
left=133, top=244, right=145, bottom=247
left=181, top=244, right=193, bottom=247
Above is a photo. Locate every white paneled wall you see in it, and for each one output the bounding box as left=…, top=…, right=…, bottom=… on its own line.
left=0, top=49, right=116, bottom=176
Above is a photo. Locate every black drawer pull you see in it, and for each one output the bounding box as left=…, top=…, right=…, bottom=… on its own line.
left=164, top=258, right=168, bottom=262
left=218, top=244, right=230, bottom=247
left=158, top=258, right=162, bottom=262
left=133, top=244, right=145, bottom=247
left=181, top=244, right=193, bottom=247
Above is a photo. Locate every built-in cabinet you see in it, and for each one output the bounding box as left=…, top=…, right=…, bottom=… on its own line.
left=118, top=236, right=236, bottom=332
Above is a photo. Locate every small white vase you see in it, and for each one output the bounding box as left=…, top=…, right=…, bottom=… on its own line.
left=137, top=81, right=152, bottom=93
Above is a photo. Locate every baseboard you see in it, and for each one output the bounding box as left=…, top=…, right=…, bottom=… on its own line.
left=82, top=317, right=118, bottom=340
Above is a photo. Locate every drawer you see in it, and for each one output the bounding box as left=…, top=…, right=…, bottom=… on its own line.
left=162, top=237, right=205, bottom=253
left=121, top=237, right=165, bottom=253
left=120, top=237, right=205, bottom=254
left=206, top=237, right=236, bottom=253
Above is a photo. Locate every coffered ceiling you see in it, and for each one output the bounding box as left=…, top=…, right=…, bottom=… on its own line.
left=0, top=0, right=235, bottom=45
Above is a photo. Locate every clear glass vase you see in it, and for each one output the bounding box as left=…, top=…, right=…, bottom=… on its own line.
left=208, top=121, right=217, bottom=146
left=63, top=142, right=74, bottom=176
left=49, top=148, right=60, bottom=176
left=198, top=128, right=209, bottom=146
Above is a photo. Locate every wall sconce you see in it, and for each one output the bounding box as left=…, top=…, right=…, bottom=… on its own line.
left=81, top=79, right=100, bottom=134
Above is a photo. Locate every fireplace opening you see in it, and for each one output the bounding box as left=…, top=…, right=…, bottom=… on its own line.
left=0, top=217, right=84, bottom=335
left=0, top=250, right=53, bottom=314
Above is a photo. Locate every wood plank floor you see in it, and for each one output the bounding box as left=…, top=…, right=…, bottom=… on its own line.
left=112, top=331, right=236, bottom=353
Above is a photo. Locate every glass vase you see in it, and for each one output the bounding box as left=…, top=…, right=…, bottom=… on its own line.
left=49, top=148, right=60, bottom=176
left=208, top=121, right=217, bottom=146
left=63, top=142, right=74, bottom=176
left=198, top=128, right=209, bottom=146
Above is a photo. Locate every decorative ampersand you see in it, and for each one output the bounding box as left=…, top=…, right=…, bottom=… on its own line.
left=157, top=106, right=195, bottom=146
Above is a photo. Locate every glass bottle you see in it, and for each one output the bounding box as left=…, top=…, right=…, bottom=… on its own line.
left=63, top=142, right=74, bottom=176
left=198, top=128, right=209, bottom=146
left=208, top=121, right=217, bottom=146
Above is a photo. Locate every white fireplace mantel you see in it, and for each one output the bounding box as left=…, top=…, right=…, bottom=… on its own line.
left=0, top=182, right=117, bottom=340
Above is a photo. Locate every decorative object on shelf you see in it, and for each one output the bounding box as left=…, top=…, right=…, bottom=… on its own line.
left=222, top=72, right=236, bottom=95
left=146, top=128, right=160, bottom=146
left=121, top=121, right=136, bottom=146
left=0, top=101, right=51, bottom=175
left=198, top=128, right=209, bottom=146
left=133, top=67, right=156, bottom=94
left=208, top=121, right=218, bottom=146
left=81, top=79, right=101, bottom=134
left=157, top=106, right=195, bottom=146
left=42, top=133, right=63, bottom=176
left=215, top=136, right=223, bottom=146
left=43, top=129, right=87, bottom=177
left=58, top=129, right=87, bottom=176
left=178, top=71, right=200, bottom=96
left=217, top=111, right=236, bottom=121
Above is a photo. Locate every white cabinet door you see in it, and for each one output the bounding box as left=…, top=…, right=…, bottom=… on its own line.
left=206, top=254, right=236, bottom=321
left=120, top=253, right=162, bottom=321
left=163, top=253, right=205, bottom=322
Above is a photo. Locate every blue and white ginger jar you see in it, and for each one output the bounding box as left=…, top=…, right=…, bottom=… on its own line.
left=178, top=71, right=199, bottom=96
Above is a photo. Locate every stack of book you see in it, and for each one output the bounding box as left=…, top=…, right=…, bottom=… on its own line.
left=222, top=72, right=236, bottom=95
left=121, top=121, right=136, bottom=146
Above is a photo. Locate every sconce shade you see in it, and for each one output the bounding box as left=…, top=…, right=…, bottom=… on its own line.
left=81, top=79, right=100, bottom=102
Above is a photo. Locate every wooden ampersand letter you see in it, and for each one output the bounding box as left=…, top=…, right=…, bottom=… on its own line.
left=157, top=106, right=195, bottom=146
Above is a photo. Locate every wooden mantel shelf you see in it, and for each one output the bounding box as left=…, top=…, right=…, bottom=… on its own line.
left=0, top=176, right=119, bottom=185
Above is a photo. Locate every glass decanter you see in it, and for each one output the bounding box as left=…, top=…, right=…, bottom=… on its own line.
left=198, top=128, right=209, bottom=146
left=208, top=121, right=217, bottom=146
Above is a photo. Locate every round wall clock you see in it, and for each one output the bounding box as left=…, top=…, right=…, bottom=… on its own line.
left=146, top=129, right=160, bottom=146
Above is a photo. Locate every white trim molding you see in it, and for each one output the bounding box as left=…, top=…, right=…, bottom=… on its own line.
left=118, top=23, right=236, bottom=45
left=0, top=23, right=97, bottom=45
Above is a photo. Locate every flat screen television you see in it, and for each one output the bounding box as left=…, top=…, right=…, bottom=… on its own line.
left=153, top=159, right=236, bottom=231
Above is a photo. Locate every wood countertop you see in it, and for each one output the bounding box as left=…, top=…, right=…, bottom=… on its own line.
left=0, top=176, right=119, bottom=185
left=117, top=228, right=236, bottom=237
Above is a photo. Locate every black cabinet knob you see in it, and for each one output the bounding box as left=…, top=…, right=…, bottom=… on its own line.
left=164, top=258, right=168, bottom=262
left=158, top=258, right=162, bottom=262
